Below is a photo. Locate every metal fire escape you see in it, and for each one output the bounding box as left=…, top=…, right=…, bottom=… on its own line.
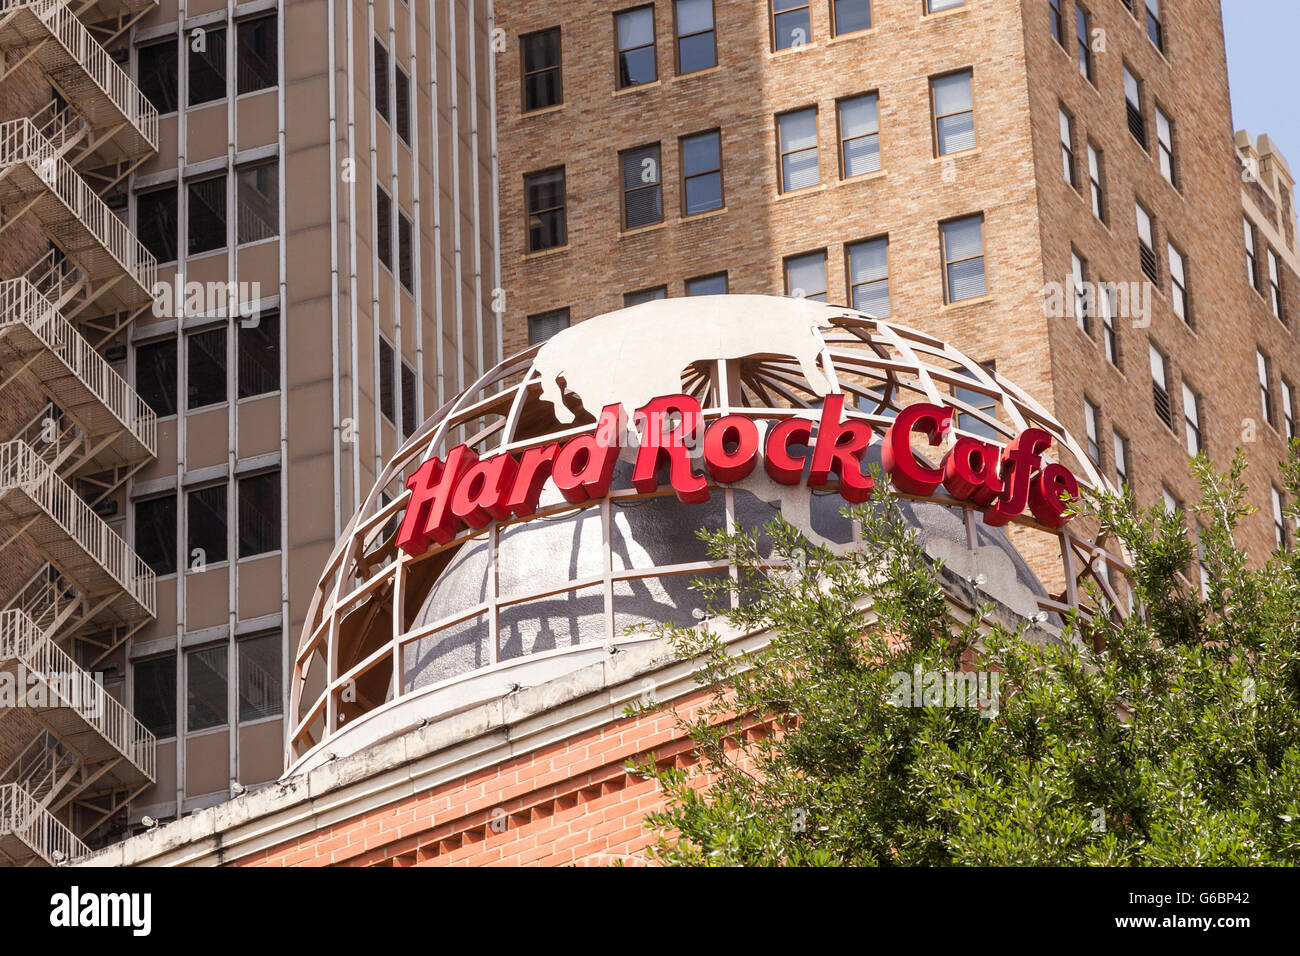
left=0, top=0, right=159, bottom=866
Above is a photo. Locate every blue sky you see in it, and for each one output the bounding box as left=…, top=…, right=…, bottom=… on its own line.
left=1223, top=1, right=1300, bottom=165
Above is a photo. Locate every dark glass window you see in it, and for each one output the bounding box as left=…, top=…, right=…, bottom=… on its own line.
left=239, top=632, right=283, bottom=722
left=376, top=185, right=393, bottom=269
left=187, top=175, right=227, bottom=256
left=136, top=339, right=177, bottom=417
left=138, top=39, right=178, bottom=114
left=236, top=13, right=277, bottom=95
left=395, top=65, right=411, bottom=142
left=686, top=273, right=727, bottom=296
left=238, top=471, right=280, bottom=558
left=238, top=310, right=279, bottom=398
left=379, top=337, right=396, bottom=423
left=187, top=645, right=228, bottom=732
left=188, top=483, right=228, bottom=566
left=625, top=286, right=667, bottom=306
left=134, top=657, right=177, bottom=739
left=675, top=0, right=715, bottom=73
left=398, top=212, right=414, bottom=291
left=833, top=0, right=871, bottom=35
left=401, top=362, right=417, bottom=439
left=374, top=39, right=390, bottom=121
left=622, top=144, right=663, bottom=229
left=236, top=162, right=277, bottom=244
left=681, top=130, right=722, bottom=215
left=137, top=186, right=178, bottom=263
left=771, top=0, right=811, bottom=51
left=526, top=167, right=566, bottom=251
left=187, top=327, right=227, bottom=408
left=135, top=495, right=177, bottom=576
left=616, top=6, right=657, bottom=88
left=528, top=308, right=569, bottom=345
left=522, top=27, right=563, bottom=111
left=188, top=27, right=228, bottom=106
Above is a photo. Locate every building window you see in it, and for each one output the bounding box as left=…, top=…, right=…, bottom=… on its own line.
left=1156, top=106, right=1176, bottom=185
left=1272, top=486, right=1287, bottom=549
left=236, top=162, right=278, bottom=245
left=138, top=39, right=179, bottom=114
left=625, top=286, right=667, bottom=306
left=1145, top=0, right=1163, bottom=51
left=1059, top=107, right=1076, bottom=187
left=1244, top=217, right=1259, bottom=290
left=374, top=38, right=390, bottom=122
left=526, top=168, right=566, bottom=251
left=681, top=130, right=723, bottom=215
left=1100, top=281, right=1119, bottom=367
left=771, top=0, right=811, bottom=50
left=1123, top=65, right=1145, bottom=146
left=1267, top=248, right=1284, bottom=320
left=238, top=632, right=283, bottom=723
left=137, top=186, right=178, bottom=263
left=1113, top=430, right=1130, bottom=488
left=188, top=483, right=228, bottom=567
left=188, top=326, right=226, bottom=409
left=394, top=65, right=411, bottom=143
left=1168, top=241, right=1188, bottom=323
left=686, top=272, right=727, bottom=296
left=238, top=309, right=279, bottom=398
left=379, top=336, right=396, bottom=423
left=236, top=13, right=277, bottom=95
left=616, top=6, right=657, bottom=88
left=838, top=93, right=881, bottom=178
left=777, top=107, right=819, bottom=193
left=1084, top=398, right=1101, bottom=465
left=528, top=308, right=569, bottom=345
left=1283, top=378, right=1296, bottom=441
left=238, top=471, right=280, bottom=558
left=1135, top=200, right=1158, bottom=283
left=833, top=0, right=871, bottom=35
left=1258, top=349, right=1275, bottom=427
left=188, top=175, right=227, bottom=256
left=522, top=28, right=563, bottom=112
left=1150, top=342, right=1171, bottom=428
left=621, top=144, right=663, bottom=229
left=1162, top=487, right=1182, bottom=517
left=1087, top=143, right=1105, bottom=221
left=135, top=495, right=177, bottom=577
left=189, top=27, right=227, bottom=106
left=1076, top=4, right=1093, bottom=81
left=401, top=362, right=418, bottom=439
left=1071, top=250, right=1088, bottom=332
left=785, top=250, right=827, bottom=302
left=134, top=657, right=176, bottom=740
left=931, top=70, right=975, bottom=156
left=1049, top=0, right=1064, bottom=46
left=398, top=212, right=414, bottom=291
left=375, top=185, right=393, bottom=270
left=187, top=645, right=228, bottom=733
left=927, top=0, right=964, bottom=11
left=847, top=236, right=889, bottom=317
left=952, top=365, right=998, bottom=440
left=136, top=339, right=177, bottom=417
left=675, top=0, right=715, bottom=73
left=1182, top=382, right=1202, bottom=456
left=941, top=215, right=986, bottom=303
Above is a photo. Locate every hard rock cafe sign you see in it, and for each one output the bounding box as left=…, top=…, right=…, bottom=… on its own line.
left=396, top=393, right=1081, bottom=559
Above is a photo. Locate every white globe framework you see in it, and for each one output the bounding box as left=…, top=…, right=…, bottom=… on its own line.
left=286, top=297, right=1132, bottom=772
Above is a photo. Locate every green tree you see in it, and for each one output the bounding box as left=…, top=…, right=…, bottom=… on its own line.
left=629, top=445, right=1300, bottom=865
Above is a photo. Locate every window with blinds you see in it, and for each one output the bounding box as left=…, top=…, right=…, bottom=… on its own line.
left=847, top=237, right=889, bottom=317
left=931, top=70, right=975, bottom=156
left=941, top=215, right=986, bottom=302
left=778, top=107, right=819, bottom=192
left=621, top=144, right=663, bottom=229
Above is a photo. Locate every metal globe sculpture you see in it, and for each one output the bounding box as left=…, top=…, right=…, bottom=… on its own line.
left=287, top=296, right=1127, bottom=772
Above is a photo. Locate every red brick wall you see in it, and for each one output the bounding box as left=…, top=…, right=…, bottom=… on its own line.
left=237, top=690, right=728, bottom=866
